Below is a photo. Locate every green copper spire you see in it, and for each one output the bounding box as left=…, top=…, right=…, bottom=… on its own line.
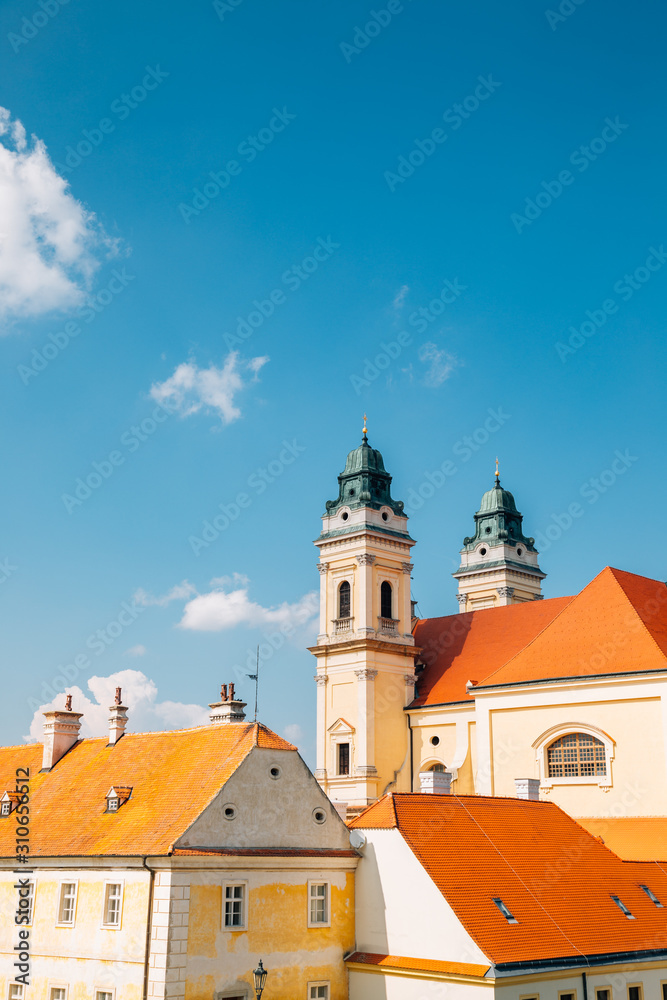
left=324, top=419, right=405, bottom=516
left=461, top=464, right=536, bottom=552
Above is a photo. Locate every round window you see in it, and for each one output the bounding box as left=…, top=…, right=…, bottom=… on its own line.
left=430, top=735, right=440, bottom=747
left=341, top=512, right=349, bottom=521
left=223, top=804, right=237, bottom=821
left=312, top=807, right=327, bottom=825
left=269, top=765, right=281, bottom=780
left=382, top=512, right=389, bottom=521
left=480, top=547, right=487, bottom=555
left=517, top=547, right=523, bottom=556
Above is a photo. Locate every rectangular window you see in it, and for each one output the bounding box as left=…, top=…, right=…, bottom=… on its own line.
left=96, top=992, right=114, bottom=1000
left=57, top=882, right=77, bottom=925
left=224, top=884, right=245, bottom=928
left=628, top=987, right=643, bottom=1000
left=338, top=742, right=350, bottom=775
left=662, top=984, right=667, bottom=1000
left=1, top=801, right=10, bottom=816
left=309, top=985, right=329, bottom=999
left=309, top=882, right=330, bottom=926
left=21, top=881, right=34, bottom=925
left=103, top=883, right=122, bottom=926
left=9, top=986, right=25, bottom=999
left=559, top=992, right=576, bottom=1000
left=596, top=989, right=611, bottom=1000
left=49, top=990, right=67, bottom=1000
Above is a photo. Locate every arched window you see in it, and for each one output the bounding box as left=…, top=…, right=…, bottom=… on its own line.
left=429, top=763, right=446, bottom=773
left=338, top=581, right=351, bottom=619
left=380, top=581, right=393, bottom=619
left=547, top=733, right=606, bottom=778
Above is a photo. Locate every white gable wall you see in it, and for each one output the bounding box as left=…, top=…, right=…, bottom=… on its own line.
left=355, top=827, right=489, bottom=964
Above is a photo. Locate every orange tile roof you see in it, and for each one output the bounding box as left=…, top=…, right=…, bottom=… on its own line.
left=411, top=597, right=572, bottom=706
left=577, top=817, right=667, bottom=862
left=479, top=567, right=667, bottom=689
left=0, top=723, right=294, bottom=858
left=351, top=793, right=667, bottom=965
left=345, top=952, right=491, bottom=978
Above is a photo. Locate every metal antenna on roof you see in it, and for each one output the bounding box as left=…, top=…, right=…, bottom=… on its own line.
left=247, top=645, right=259, bottom=722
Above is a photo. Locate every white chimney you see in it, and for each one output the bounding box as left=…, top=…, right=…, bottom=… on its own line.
left=42, top=695, right=82, bottom=770
left=209, top=683, right=247, bottom=724
left=108, top=686, right=128, bottom=746
left=420, top=770, right=452, bottom=794
left=514, top=778, right=540, bottom=801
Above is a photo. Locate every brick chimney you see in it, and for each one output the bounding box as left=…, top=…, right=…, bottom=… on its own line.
left=514, top=777, right=540, bottom=801
left=108, top=686, right=128, bottom=746
left=419, top=770, right=452, bottom=794
left=42, top=694, right=83, bottom=770
left=209, top=683, right=247, bottom=724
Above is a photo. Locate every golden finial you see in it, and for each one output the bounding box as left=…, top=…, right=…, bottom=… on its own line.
left=495, top=456, right=500, bottom=483
left=362, top=413, right=368, bottom=440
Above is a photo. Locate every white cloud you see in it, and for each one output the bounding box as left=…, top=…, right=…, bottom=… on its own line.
left=179, top=579, right=318, bottom=633
left=283, top=723, right=303, bottom=745
left=149, top=352, right=269, bottom=424
left=134, top=580, right=197, bottom=608
left=124, top=644, right=147, bottom=657
left=418, top=342, right=459, bottom=387
left=0, top=107, right=115, bottom=326
left=26, top=669, right=209, bottom=742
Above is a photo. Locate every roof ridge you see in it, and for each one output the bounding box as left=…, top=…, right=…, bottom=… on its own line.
left=605, top=567, right=667, bottom=661
left=474, top=593, right=578, bottom=688
left=416, top=595, right=571, bottom=628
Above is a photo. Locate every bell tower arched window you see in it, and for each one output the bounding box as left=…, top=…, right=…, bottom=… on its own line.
left=338, top=581, right=351, bottom=619
left=380, top=581, right=393, bottom=619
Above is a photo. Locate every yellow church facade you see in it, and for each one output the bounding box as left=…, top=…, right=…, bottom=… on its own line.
left=312, top=428, right=667, bottom=847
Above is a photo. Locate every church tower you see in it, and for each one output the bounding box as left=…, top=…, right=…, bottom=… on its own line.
left=309, top=420, right=417, bottom=812
left=453, top=461, right=545, bottom=612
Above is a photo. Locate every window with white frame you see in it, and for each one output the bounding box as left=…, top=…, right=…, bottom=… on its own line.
left=224, top=884, right=245, bottom=928
left=57, top=882, right=77, bottom=925
left=533, top=724, right=614, bottom=789
left=1, top=801, right=11, bottom=816
left=309, top=882, right=330, bottom=926
left=309, top=984, right=329, bottom=999
left=9, top=985, right=25, bottom=999
left=49, top=989, right=67, bottom=1000
left=19, top=880, right=34, bottom=925
left=95, top=992, right=114, bottom=1000
left=103, top=883, right=122, bottom=926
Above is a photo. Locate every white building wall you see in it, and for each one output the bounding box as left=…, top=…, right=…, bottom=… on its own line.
left=350, top=969, right=491, bottom=1000
left=355, top=828, right=489, bottom=964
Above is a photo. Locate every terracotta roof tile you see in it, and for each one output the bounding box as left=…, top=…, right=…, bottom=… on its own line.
left=352, top=793, right=667, bottom=965
left=411, top=598, right=571, bottom=706
left=479, top=567, right=667, bottom=688
left=345, top=952, right=491, bottom=978
left=0, top=723, right=294, bottom=858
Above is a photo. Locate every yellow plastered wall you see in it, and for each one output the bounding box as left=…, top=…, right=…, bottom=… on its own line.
left=489, top=696, right=666, bottom=815
left=184, top=870, right=355, bottom=1000
left=0, top=870, right=147, bottom=1000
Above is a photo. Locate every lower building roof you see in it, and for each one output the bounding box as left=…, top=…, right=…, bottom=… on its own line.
left=350, top=793, right=667, bottom=966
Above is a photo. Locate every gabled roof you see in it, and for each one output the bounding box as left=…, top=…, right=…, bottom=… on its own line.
left=411, top=597, right=572, bottom=706
left=577, top=817, right=667, bottom=862
left=478, top=567, right=667, bottom=689
left=351, top=793, right=667, bottom=966
left=345, top=952, right=491, bottom=979
left=0, top=723, right=294, bottom=858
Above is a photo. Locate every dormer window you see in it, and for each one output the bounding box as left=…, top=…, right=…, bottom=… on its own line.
left=106, top=786, right=132, bottom=812
left=1, top=792, right=19, bottom=816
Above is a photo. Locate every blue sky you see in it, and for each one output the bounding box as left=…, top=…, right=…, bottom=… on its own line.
left=1, top=0, right=665, bottom=759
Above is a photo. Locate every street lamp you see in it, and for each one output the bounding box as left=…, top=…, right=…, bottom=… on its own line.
left=253, top=960, right=268, bottom=999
